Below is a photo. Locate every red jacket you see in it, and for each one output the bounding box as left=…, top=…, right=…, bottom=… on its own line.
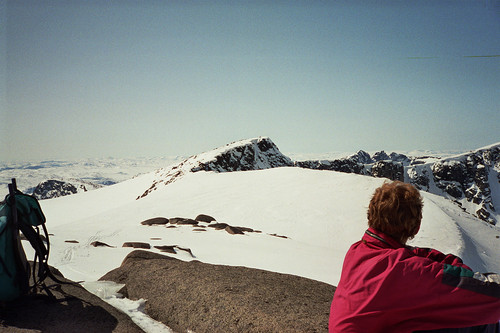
left=329, top=228, right=500, bottom=333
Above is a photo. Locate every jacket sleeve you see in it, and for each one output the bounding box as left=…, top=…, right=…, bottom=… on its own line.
left=397, top=255, right=500, bottom=330
left=410, top=246, right=472, bottom=270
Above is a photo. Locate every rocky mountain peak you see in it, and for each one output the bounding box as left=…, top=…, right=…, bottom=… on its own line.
left=137, top=137, right=293, bottom=199
left=409, top=143, right=500, bottom=224
left=33, top=179, right=102, bottom=200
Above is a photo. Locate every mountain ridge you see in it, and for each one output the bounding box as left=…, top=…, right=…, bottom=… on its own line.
left=5, top=138, right=498, bottom=225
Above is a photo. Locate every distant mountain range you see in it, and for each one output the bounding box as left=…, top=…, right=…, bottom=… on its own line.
left=2, top=137, right=498, bottom=225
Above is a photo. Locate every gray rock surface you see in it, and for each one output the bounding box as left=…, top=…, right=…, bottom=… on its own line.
left=0, top=265, right=143, bottom=333
left=101, top=250, right=335, bottom=333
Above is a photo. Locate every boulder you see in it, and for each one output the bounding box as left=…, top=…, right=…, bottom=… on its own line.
left=154, top=245, right=176, bottom=254
left=0, top=263, right=142, bottom=333
left=122, top=242, right=151, bottom=249
left=90, top=241, right=114, bottom=248
left=100, top=250, right=335, bottom=333
left=195, top=214, right=216, bottom=223
left=225, top=225, right=245, bottom=235
left=169, top=217, right=198, bottom=225
left=207, top=223, right=228, bottom=230
left=141, top=217, right=169, bottom=226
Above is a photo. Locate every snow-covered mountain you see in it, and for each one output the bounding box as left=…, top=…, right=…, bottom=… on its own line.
left=295, top=143, right=500, bottom=225
left=136, top=137, right=292, bottom=199
left=13, top=137, right=498, bottom=332
left=32, top=179, right=104, bottom=199
left=3, top=137, right=498, bottom=226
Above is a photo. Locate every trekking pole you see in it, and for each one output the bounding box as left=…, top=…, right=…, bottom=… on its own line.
left=8, top=183, right=18, bottom=228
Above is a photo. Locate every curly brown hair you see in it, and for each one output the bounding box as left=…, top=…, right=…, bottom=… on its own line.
left=367, top=181, right=423, bottom=244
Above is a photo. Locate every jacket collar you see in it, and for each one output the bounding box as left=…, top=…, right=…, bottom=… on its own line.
left=362, top=228, right=405, bottom=249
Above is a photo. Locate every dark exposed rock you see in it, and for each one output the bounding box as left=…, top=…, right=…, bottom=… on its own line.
left=207, top=223, right=229, bottom=230
left=295, top=158, right=367, bottom=174
left=372, top=151, right=390, bottom=162
left=269, top=233, right=288, bottom=239
left=190, top=137, right=293, bottom=173
left=176, top=246, right=194, bottom=257
left=122, top=242, right=151, bottom=249
left=137, top=137, right=293, bottom=199
left=141, top=217, right=169, bottom=226
left=65, top=240, right=79, bottom=243
left=32, top=179, right=101, bottom=200
left=33, top=180, right=78, bottom=200
left=225, top=225, right=245, bottom=235
left=351, top=150, right=373, bottom=164
left=154, top=245, right=195, bottom=257
left=100, top=250, right=335, bottom=333
left=169, top=217, right=198, bottom=225
left=90, top=241, right=114, bottom=248
left=389, top=152, right=411, bottom=164
left=154, top=245, right=177, bottom=254
left=371, top=161, right=404, bottom=182
left=408, top=145, right=500, bottom=224
left=408, top=166, right=430, bottom=191
left=195, top=214, right=216, bottom=223
left=236, top=226, right=254, bottom=233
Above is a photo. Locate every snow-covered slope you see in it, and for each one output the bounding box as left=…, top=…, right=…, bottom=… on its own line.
left=38, top=166, right=500, bottom=287
left=14, top=138, right=498, bottom=332
left=5, top=138, right=497, bottom=228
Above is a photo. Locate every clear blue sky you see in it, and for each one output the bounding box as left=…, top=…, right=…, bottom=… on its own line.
left=1, top=0, right=499, bottom=161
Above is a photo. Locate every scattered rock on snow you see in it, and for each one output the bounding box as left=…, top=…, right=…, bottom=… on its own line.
left=269, top=233, right=288, bottom=239
left=154, top=245, right=195, bottom=257
left=122, top=242, right=151, bottom=249
left=90, top=241, right=115, bottom=248
left=169, top=217, right=198, bottom=225
left=195, top=214, right=216, bottom=223
left=225, top=225, right=245, bottom=235
left=207, top=223, right=229, bottom=230
left=141, top=217, right=169, bottom=226
left=154, top=245, right=177, bottom=254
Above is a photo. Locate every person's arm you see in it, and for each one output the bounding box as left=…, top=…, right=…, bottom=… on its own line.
left=409, top=246, right=472, bottom=270
left=398, top=256, right=500, bottom=330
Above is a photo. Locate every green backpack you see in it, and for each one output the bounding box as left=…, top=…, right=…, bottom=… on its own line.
left=0, top=179, right=51, bottom=302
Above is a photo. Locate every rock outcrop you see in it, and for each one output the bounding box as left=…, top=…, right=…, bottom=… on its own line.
left=295, top=144, right=500, bottom=224
left=137, top=137, right=292, bottom=199
left=407, top=144, right=499, bottom=224
left=100, top=250, right=335, bottom=333
left=33, top=179, right=102, bottom=200
left=0, top=263, right=142, bottom=333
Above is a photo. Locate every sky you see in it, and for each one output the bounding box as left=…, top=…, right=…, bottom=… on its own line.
left=1, top=0, right=499, bottom=161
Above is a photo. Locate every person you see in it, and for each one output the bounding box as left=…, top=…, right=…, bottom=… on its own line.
left=329, top=181, right=500, bottom=333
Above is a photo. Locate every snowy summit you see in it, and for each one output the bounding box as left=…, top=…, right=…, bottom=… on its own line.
left=8, top=137, right=500, bottom=332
